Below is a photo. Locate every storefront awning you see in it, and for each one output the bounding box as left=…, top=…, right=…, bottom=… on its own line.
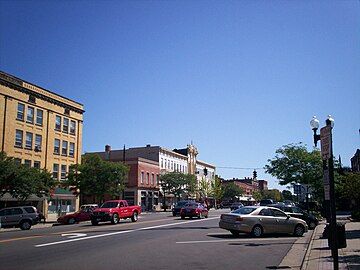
left=0, top=193, right=45, bottom=202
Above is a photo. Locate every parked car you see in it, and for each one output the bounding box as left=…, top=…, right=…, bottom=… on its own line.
left=180, top=202, right=208, bottom=219
left=219, top=201, right=232, bottom=209
left=260, top=199, right=274, bottom=206
left=230, top=202, right=244, bottom=211
left=219, top=206, right=308, bottom=237
left=0, top=206, right=39, bottom=230
left=91, top=200, right=141, bottom=225
left=269, top=203, right=319, bottom=229
left=172, top=200, right=194, bottom=216
left=80, top=204, right=98, bottom=211
left=57, top=208, right=95, bottom=225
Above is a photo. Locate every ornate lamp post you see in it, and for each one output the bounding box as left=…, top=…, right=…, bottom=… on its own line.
left=310, top=115, right=338, bottom=270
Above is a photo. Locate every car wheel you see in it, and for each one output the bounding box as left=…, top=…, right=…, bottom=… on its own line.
left=111, top=213, right=119, bottom=224
left=251, top=225, right=263, bottom=237
left=181, top=215, right=185, bottom=220
left=20, top=220, right=32, bottom=230
left=294, top=224, right=305, bottom=237
left=91, top=219, right=98, bottom=226
left=230, top=230, right=240, bottom=237
left=131, top=212, right=138, bottom=222
left=68, top=218, right=76, bottom=225
left=309, top=221, right=316, bottom=230
left=205, top=213, right=208, bottom=218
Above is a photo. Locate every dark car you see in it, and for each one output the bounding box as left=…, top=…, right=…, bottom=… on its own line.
left=269, top=204, right=318, bottom=229
left=0, top=206, right=39, bottom=230
left=260, top=199, right=274, bottom=206
left=180, top=202, right=208, bottom=219
left=172, top=200, right=194, bottom=216
left=230, top=202, right=244, bottom=211
left=219, top=201, right=232, bottom=209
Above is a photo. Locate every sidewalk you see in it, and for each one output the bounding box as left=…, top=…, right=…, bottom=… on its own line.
left=302, top=221, right=360, bottom=270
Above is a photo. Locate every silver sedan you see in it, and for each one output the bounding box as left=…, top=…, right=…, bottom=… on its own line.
left=219, top=206, right=308, bottom=237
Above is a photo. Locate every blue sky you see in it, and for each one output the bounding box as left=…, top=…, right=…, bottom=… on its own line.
left=1, top=1, right=359, bottom=190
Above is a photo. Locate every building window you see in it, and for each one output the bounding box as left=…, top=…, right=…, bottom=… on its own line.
left=17, top=103, right=25, bottom=121
left=146, top=173, right=149, bottom=185
left=36, top=109, right=43, bottom=126
left=55, top=115, right=61, bottom=131
left=69, top=142, right=75, bottom=157
left=26, top=106, right=34, bottom=123
left=141, top=172, right=144, bottom=184
left=70, top=120, right=76, bottom=135
left=15, top=130, right=23, bottom=147
left=63, top=118, right=69, bottom=133
left=62, top=141, right=68, bottom=156
left=24, top=160, right=31, bottom=167
left=171, top=161, right=173, bottom=170
left=61, top=165, right=67, bottom=180
left=54, top=139, right=60, bottom=154
left=161, top=158, right=163, bottom=168
left=25, top=132, right=33, bottom=149
left=151, top=173, right=154, bottom=185
left=35, top=134, right=42, bottom=151
left=28, top=95, right=36, bottom=103
left=156, top=174, right=159, bottom=185
left=53, top=164, right=59, bottom=179
left=33, top=161, right=41, bottom=169
left=14, top=158, right=21, bottom=165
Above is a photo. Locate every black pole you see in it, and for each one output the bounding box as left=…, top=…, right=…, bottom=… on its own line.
left=328, top=138, right=339, bottom=270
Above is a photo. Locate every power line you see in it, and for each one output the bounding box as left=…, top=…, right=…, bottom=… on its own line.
left=217, top=166, right=264, bottom=170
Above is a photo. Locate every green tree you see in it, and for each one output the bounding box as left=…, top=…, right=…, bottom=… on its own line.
left=252, top=190, right=263, bottom=202
left=222, top=182, right=243, bottom=201
left=65, top=154, right=129, bottom=203
left=262, top=189, right=283, bottom=202
left=0, top=152, right=56, bottom=201
left=159, top=172, right=196, bottom=200
left=265, top=143, right=323, bottom=201
left=199, top=177, right=211, bottom=198
left=338, top=172, right=360, bottom=209
left=282, top=190, right=293, bottom=201
left=211, top=175, right=224, bottom=208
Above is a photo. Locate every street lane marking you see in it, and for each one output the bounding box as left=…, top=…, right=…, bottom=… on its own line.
left=0, top=235, right=43, bottom=243
left=61, top=233, right=87, bottom=238
left=35, top=216, right=220, bottom=248
left=176, top=237, right=297, bottom=244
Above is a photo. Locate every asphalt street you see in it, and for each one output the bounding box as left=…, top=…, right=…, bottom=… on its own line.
left=0, top=209, right=300, bottom=270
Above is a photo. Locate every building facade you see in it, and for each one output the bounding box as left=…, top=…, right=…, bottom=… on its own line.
left=91, top=143, right=216, bottom=209
left=351, top=149, right=360, bottom=172
left=0, top=71, right=84, bottom=219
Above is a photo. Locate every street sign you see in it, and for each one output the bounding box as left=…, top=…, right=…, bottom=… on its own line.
left=294, top=185, right=301, bottom=195
left=320, top=126, right=332, bottom=160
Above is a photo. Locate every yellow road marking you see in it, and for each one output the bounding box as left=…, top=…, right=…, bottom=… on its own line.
left=0, top=235, right=43, bottom=243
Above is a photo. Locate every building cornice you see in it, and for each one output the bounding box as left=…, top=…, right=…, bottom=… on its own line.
left=0, top=71, right=84, bottom=114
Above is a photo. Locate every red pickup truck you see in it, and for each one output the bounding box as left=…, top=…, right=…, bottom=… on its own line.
left=91, top=200, right=141, bottom=225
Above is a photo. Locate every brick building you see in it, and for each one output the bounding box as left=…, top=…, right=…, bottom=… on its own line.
left=0, top=71, right=84, bottom=219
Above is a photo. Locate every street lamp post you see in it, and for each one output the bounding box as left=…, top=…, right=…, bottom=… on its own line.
left=310, top=115, right=338, bottom=270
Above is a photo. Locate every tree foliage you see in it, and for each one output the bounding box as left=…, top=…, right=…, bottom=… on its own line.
left=222, top=182, right=243, bottom=200
left=282, top=190, right=293, bottom=201
left=65, top=154, right=129, bottom=203
left=159, top=172, right=197, bottom=199
left=0, top=152, right=56, bottom=201
left=337, top=172, right=360, bottom=208
left=211, top=175, right=224, bottom=201
left=262, top=189, right=283, bottom=202
left=265, top=143, right=323, bottom=200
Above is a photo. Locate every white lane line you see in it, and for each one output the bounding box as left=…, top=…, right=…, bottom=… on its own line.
left=176, top=237, right=297, bottom=244
left=35, top=216, right=220, bottom=248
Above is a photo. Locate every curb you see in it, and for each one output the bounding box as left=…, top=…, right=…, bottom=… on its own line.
left=300, top=225, right=319, bottom=270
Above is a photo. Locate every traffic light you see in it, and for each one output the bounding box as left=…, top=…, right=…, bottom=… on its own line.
left=253, top=170, right=257, bottom=179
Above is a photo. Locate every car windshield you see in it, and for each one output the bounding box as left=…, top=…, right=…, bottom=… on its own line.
left=232, top=207, right=256, bottom=215
left=176, top=201, right=188, bottom=207
left=100, top=202, right=118, bottom=208
left=185, top=203, right=198, bottom=208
